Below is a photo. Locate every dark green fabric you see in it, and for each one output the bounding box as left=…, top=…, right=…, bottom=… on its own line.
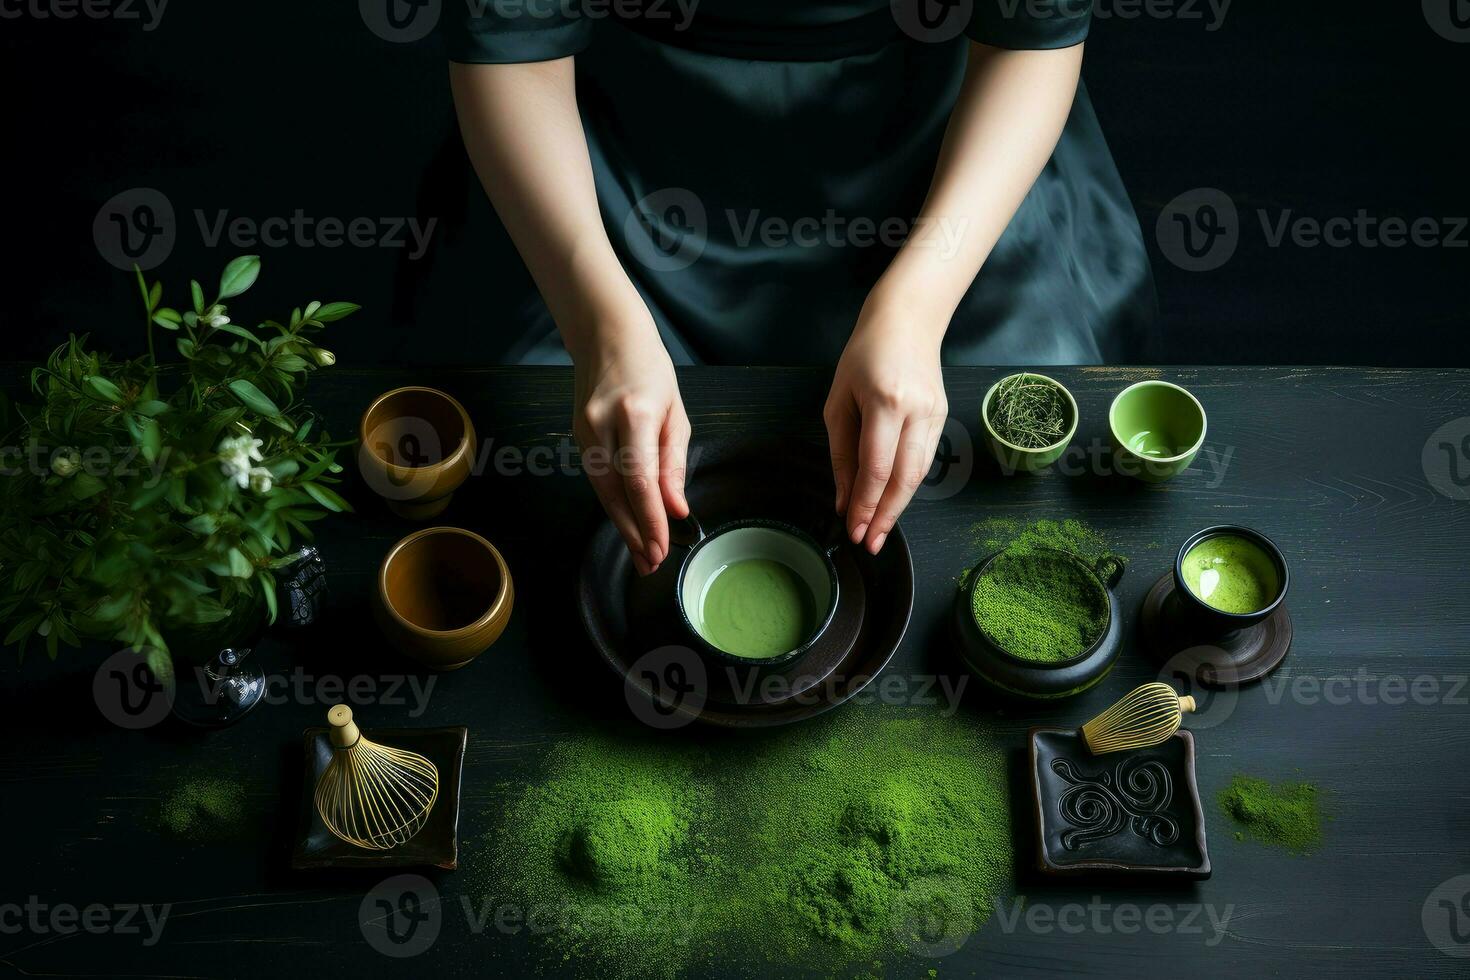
left=444, top=1, right=1153, bottom=366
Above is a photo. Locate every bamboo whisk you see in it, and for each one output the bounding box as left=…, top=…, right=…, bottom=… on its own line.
left=314, top=705, right=439, bottom=850
left=1080, top=683, right=1197, bottom=755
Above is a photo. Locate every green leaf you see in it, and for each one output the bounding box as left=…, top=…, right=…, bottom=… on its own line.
left=261, top=571, right=278, bottom=624
left=140, top=418, right=162, bottom=464
left=71, top=473, right=106, bottom=500
left=302, top=482, right=350, bottom=513
left=227, top=547, right=254, bottom=578
left=227, top=379, right=280, bottom=417
left=152, top=313, right=180, bottom=331
left=218, top=255, right=261, bottom=299
left=311, top=302, right=360, bottom=323
left=144, top=647, right=174, bottom=686
left=209, top=321, right=264, bottom=347
left=135, top=399, right=170, bottom=416
left=84, top=375, right=124, bottom=403
left=190, top=280, right=206, bottom=315
left=147, top=280, right=162, bottom=311
left=184, top=514, right=219, bottom=535
left=176, top=337, right=196, bottom=358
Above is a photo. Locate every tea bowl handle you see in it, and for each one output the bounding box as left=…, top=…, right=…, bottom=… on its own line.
left=1094, top=554, right=1126, bottom=590
left=668, top=513, right=706, bottom=551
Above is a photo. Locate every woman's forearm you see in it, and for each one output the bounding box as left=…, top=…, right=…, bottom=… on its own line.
left=872, top=42, right=1085, bottom=339
left=448, top=59, right=650, bottom=358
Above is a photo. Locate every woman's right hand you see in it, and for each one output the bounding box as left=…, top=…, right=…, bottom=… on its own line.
left=571, top=318, right=692, bottom=577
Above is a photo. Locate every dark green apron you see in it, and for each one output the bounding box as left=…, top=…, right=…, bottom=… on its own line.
left=445, top=1, right=1154, bottom=366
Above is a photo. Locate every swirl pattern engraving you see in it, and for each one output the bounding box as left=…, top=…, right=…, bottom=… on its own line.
left=1050, top=757, right=1180, bottom=851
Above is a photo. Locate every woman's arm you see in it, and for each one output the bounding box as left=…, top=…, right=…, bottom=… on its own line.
left=826, top=41, right=1084, bottom=554
left=450, top=60, right=689, bottom=575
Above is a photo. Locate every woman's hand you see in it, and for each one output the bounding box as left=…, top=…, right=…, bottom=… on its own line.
left=572, top=318, right=692, bottom=576
left=824, top=294, right=948, bottom=555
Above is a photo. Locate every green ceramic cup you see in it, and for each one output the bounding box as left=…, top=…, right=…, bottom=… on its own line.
left=1108, top=380, right=1208, bottom=482
left=980, top=373, right=1079, bottom=473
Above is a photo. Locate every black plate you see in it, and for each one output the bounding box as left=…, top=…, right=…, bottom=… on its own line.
left=291, top=726, right=466, bottom=871
left=578, top=436, right=914, bottom=727
left=1029, top=728, right=1210, bottom=879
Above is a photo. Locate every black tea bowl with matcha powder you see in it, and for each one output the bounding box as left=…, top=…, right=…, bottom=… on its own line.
left=954, top=546, right=1126, bottom=700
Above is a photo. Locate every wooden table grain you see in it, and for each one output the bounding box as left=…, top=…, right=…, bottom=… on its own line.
left=3, top=365, right=1468, bottom=979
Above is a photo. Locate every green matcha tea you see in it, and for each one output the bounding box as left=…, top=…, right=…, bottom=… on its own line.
left=698, top=558, right=815, bottom=658
left=1182, top=535, right=1280, bottom=614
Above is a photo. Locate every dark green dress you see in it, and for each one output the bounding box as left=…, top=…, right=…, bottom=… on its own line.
left=445, top=1, right=1154, bottom=366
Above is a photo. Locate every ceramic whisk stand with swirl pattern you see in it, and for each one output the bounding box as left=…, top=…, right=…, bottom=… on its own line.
left=1029, top=727, right=1211, bottom=879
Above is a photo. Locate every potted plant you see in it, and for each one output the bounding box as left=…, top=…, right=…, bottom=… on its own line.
left=0, top=256, right=355, bottom=680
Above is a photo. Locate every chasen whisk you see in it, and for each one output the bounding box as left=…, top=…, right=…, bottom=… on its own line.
left=314, top=705, right=439, bottom=850
left=1080, top=682, right=1197, bottom=755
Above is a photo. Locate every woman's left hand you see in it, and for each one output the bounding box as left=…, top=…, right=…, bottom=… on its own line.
left=824, top=294, right=949, bottom=555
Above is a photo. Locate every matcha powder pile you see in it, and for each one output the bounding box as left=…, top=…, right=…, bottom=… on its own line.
left=1218, top=774, right=1324, bottom=853
left=963, top=518, right=1120, bottom=663
left=472, top=711, right=1013, bottom=975
left=157, top=778, right=246, bottom=840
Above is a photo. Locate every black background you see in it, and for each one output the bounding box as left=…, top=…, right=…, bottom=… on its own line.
left=1, top=1, right=1466, bottom=366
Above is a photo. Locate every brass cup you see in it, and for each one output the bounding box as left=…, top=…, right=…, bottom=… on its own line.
left=358, top=387, right=476, bottom=520
left=374, top=526, right=514, bottom=670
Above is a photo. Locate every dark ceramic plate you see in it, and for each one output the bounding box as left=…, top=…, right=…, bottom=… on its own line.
left=291, top=725, right=466, bottom=871
left=1140, top=572, right=1293, bottom=688
left=1029, top=728, right=1210, bottom=879
left=578, top=436, right=914, bottom=727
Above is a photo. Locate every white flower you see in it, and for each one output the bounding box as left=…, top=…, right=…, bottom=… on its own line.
left=203, top=305, right=230, bottom=328
left=310, top=348, right=336, bottom=367
left=218, top=434, right=265, bottom=488
left=248, top=467, right=273, bottom=494
left=50, top=447, right=81, bottom=478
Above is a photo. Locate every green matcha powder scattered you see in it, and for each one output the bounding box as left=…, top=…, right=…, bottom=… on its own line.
left=158, top=778, right=246, bottom=840
left=1218, top=774, right=1323, bottom=853
left=471, top=711, right=1013, bottom=975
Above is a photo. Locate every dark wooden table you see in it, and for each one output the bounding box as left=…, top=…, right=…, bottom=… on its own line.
left=3, top=366, right=1469, bottom=979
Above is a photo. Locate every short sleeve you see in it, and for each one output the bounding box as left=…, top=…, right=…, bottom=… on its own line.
left=443, top=1, right=593, bottom=64
left=965, top=0, right=1092, bottom=50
